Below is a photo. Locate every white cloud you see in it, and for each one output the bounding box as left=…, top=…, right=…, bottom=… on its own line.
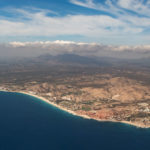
left=0, top=8, right=146, bottom=38
left=70, top=0, right=150, bottom=28
left=70, top=0, right=150, bottom=17
left=70, top=0, right=95, bottom=8
left=0, top=41, right=150, bottom=59
left=117, top=0, right=150, bottom=16
left=0, top=1, right=150, bottom=45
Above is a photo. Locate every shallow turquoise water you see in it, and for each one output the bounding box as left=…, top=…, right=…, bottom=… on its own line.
left=0, top=91, right=150, bottom=150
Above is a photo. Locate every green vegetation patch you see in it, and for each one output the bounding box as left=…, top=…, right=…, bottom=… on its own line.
left=82, top=105, right=91, bottom=111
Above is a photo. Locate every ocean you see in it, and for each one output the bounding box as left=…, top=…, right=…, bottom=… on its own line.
left=0, top=91, right=150, bottom=150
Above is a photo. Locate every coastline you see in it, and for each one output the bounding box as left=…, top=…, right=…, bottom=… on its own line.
left=0, top=90, right=149, bottom=129
left=18, top=91, right=91, bottom=120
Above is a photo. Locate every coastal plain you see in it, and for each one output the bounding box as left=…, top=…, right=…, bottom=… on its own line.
left=1, top=54, right=150, bottom=128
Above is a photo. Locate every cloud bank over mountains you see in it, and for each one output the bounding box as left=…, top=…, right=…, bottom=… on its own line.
left=0, top=41, right=150, bottom=59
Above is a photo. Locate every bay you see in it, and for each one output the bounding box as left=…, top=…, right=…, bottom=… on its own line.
left=0, top=91, right=150, bottom=150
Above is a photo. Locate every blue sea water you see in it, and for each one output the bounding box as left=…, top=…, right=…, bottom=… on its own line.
left=0, top=91, right=150, bottom=150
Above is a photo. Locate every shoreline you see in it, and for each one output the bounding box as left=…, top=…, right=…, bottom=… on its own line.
left=18, top=91, right=91, bottom=120
left=0, top=90, right=149, bottom=129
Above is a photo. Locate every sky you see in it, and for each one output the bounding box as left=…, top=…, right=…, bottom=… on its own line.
left=0, top=0, right=150, bottom=45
